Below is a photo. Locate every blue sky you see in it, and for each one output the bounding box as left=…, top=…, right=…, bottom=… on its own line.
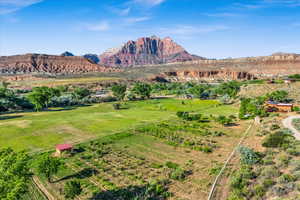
left=0, top=0, right=300, bottom=58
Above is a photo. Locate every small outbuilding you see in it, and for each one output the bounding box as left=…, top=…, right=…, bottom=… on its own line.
left=55, top=144, right=73, bottom=156
left=266, top=101, right=293, bottom=112
left=283, top=78, right=296, bottom=84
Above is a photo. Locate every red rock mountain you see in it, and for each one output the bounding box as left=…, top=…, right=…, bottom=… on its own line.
left=99, top=36, right=202, bottom=67
left=0, top=54, right=117, bottom=74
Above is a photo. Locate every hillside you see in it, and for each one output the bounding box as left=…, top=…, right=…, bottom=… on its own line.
left=0, top=54, right=118, bottom=74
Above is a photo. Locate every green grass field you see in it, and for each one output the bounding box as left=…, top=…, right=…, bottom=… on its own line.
left=29, top=101, right=250, bottom=200
left=0, top=98, right=236, bottom=152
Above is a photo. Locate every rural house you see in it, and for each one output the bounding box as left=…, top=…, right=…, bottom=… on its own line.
left=55, top=144, right=73, bottom=156
left=266, top=101, right=293, bottom=112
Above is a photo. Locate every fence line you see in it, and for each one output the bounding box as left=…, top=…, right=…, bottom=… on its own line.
left=207, top=121, right=254, bottom=200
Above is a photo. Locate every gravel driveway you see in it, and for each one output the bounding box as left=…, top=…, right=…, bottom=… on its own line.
left=282, top=115, right=300, bottom=140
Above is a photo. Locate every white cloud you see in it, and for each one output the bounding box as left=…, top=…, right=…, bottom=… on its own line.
left=86, top=21, right=110, bottom=31
left=0, top=0, right=43, bottom=15
left=204, top=12, right=241, bottom=17
left=110, top=7, right=131, bottom=16
left=133, top=0, right=166, bottom=6
left=232, top=0, right=300, bottom=10
left=160, top=25, right=230, bottom=35
left=125, top=17, right=151, bottom=24
left=119, top=7, right=131, bottom=16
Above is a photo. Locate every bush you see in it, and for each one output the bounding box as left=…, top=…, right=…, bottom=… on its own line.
left=176, top=111, right=201, bottom=121
left=238, top=146, right=260, bottom=165
left=270, top=124, right=280, bottom=130
left=262, top=179, right=275, bottom=188
left=278, top=174, right=296, bottom=184
left=286, top=147, right=300, bottom=156
left=112, top=103, right=121, bottom=110
left=253, top=184, right=266, bottom=198
left=271, top=185, right=288, bottom=197
left=165, top=161, right=179, bottom=169
left=169, top=168, right=188, bottom=181
left=293, top=106, right=300, bottom=112
left=261, top=167, right=281, bottom=178
left=64, top=179, right=82, bottom=199
left=262, top=131, right=291, bottom=148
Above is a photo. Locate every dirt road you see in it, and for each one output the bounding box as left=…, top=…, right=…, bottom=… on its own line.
left=282, top=115, right=300, bottom=140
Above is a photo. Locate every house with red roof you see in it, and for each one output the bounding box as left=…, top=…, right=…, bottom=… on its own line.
left=56, top=144, right=73, bottom=155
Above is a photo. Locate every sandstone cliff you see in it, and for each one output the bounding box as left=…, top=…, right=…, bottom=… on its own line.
left=0, top=54, right=117, bottom=74
left=160, top=70, right=255, bottom=81
left=152, top=53, right=300, bottom=80
left=99, top=36, right=202, bottom=67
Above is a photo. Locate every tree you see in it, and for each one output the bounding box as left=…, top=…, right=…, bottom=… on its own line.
left=0, top=82, right=17, bottom=112
left=187, top=85, right=206, bottom=98
left=132, top=82, right=152, bottom=99
left=64, top=179, right=82, bottom=199
left=111, top=84, right=127, bottom=101
left=36, top=154, right=63, bottom=182
left=267, top=90, right=289, bottom=102
left=27, top=87, right=60, bottom=111
left=0, top=148, right=31, bottom=200
left=216, top=81, right=241, bottom=98
left=215, top=115, right=233, bottom=126
left=72, top=87, right=90, bottom=102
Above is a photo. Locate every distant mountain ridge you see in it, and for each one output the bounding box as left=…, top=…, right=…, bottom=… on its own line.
left=0, top=54, right=117, bottom=74
left=0, top=37, right=300, bottom=77
left=99, top=36, right=203, bottom=67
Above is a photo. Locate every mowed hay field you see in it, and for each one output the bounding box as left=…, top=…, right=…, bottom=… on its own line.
left=29, top=99, right=252, bottom=200
left=0, top=98, right=238, bottom=152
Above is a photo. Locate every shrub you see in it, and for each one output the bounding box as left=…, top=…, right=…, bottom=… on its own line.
left=150, top=163, right=163, bottom=169
left=169, top=168, right=188, bottom=181
left=270, top=124, right=280, bottom=130
left=253, top=185, right=266, bottom=198
left=112, top=103, right=121, bottom=110
left=200, top=146, right=213, bottom=153
left=277, top=154, right=290, bottom=167
left=262, top=131, right=291, bottom=148
left=165, top=161, right=179, bottom=169
left=293, top=106, right=300, bottom=112
left=262, top=179, right=275, bottom=188
left=262, top=155, right=274, bottom=165
left=64, top=179, right=82, bottom=199
left=271, top=186, right=287, bottom=197
left=261, top=167, right=281, bottom=178
left=286, top=148, right=300, bottom=156
left=238, top=146, right=260, bottom=165
left=278, top=174, right=296, bottom=184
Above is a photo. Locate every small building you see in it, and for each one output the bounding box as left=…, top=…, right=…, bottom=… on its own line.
left=91, top=90, right=109, bottom=98
left=283, top=78, right=296, bottom=84
left=56, top=144, right=73, bottom=155
left=266, top=101, right=293, bottom=112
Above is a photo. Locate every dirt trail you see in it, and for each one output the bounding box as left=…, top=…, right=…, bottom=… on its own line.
left=282, top=115, right=300, bottom=140
left=32, top=176, right=55, bottom=200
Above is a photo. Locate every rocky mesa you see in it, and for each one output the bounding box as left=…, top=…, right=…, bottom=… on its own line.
left=99, top=36, right=202, bottom=67
left=0, top=54, right=117, bottom=74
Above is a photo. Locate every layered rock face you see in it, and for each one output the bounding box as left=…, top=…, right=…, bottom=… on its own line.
left=0, top=54, right=116, bottom=74
left=162, top=70, right=255, bottom=81
left=150, top=53, right=300, bottom=81
left=100, top=36, right=202, bottom=67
